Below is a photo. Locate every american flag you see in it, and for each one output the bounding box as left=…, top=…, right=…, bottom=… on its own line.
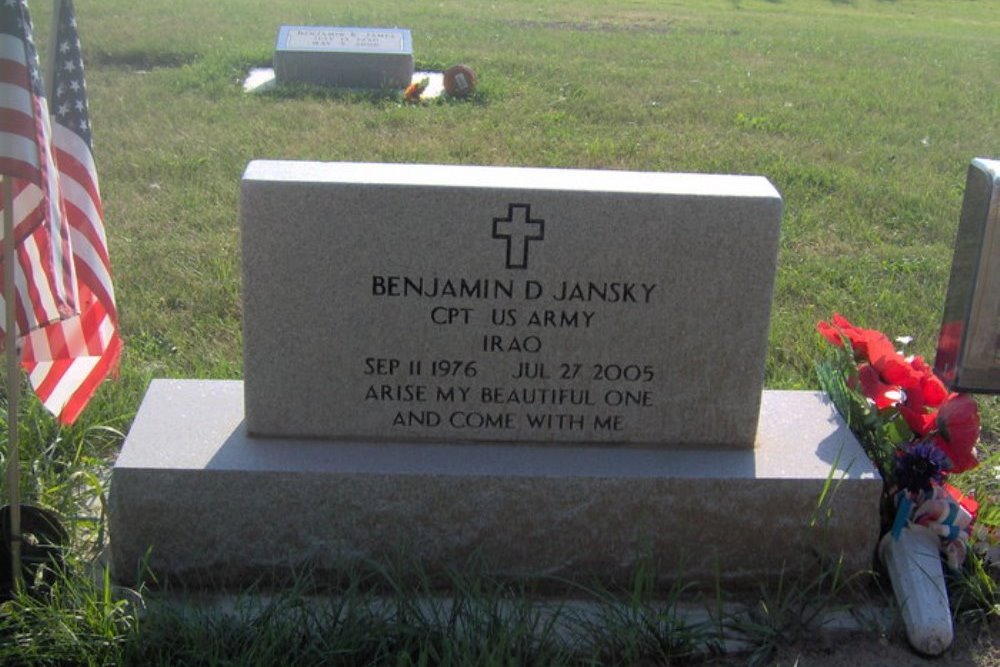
left=1, top=0, right=120, bottom=424
left=0, top=1, right=77, bottom=349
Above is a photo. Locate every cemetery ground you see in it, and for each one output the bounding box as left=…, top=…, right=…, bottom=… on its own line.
left=1, top=0, right=999, bottom=664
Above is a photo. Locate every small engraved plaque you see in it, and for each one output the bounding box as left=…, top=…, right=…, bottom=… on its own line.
left=285, top=27, right=404, bottom=52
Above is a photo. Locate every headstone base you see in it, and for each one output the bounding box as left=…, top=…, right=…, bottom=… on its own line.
left=109, top=380, right=881, bottom=589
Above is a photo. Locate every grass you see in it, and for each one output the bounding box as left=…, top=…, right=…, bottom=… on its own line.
left=0, top=0, right=998, bottom=662
left=0, top=552, right=883, bottom=666
left=16, top=0, right=998, bottom=416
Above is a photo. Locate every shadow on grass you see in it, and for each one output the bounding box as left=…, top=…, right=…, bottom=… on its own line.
left=88, top=49, right=200, bottom=70
left=2, top=541, right=997, bottom=666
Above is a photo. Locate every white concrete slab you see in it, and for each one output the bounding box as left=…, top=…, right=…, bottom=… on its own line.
left=243, top=68, right=444, bottom=97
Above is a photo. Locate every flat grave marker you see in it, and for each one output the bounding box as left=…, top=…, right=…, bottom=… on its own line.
left=273, top=26, right=414, bottom=89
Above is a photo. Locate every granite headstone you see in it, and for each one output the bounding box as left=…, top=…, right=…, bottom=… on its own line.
left=109, top=161, right=881, bottom=590
left=241, top=161, right=783, bottom=447
left=935, top=158, right=1000, bottom=392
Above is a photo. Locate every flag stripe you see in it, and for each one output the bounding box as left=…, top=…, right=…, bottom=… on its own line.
left=0, top=129, right=38, bottom=171
left=0, top=80, right=34, bottom=120
left=69, top=245, right=114, bottom=325
left=52, top=122, right=99, bottom=182
left=53, top=149, right=100, bottom=218
left=7, top=177, right=42, bottom=242
left=0, top=109, right=38, bottom=146
left=35, top=358, right=97, bottom=414
left=42, top=330, right=121, bottom=424
left=0, top=33, right=28, bottom=66
left=52, top=123, right=101, bottom=201
left=0, top=60, right=29, bottom=88
left=16, top=228, right=61, bottom=328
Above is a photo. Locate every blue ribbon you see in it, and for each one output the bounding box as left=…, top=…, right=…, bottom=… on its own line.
left=943, top=503, right=960, bottom=541
left=891, top=494, right=913, bottom=540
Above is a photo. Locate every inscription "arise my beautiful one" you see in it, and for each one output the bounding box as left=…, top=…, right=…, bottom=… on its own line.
left=371, top=276, right=658, bottom=303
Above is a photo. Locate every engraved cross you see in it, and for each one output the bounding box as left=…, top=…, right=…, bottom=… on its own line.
left=492, top=204, right=544, bottom=270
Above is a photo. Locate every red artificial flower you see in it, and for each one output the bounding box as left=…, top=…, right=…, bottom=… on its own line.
left=900, top=404, right=936, bottom=437
left=817, top=319, right=847, bottom=348
left=818, top=315, right=981, bottom=474
left=857, top=363, right=902, bottom=410
left=403, top=77, right=430, bottom=103
left=817, top=313, right=897, bottom=367
left=933, top=393, right=980, bottom=473
left=893, top=357, right=947, bottom=436
left=403, top=83, right=422, bottom=102
left=910, top=355, right=949, bottom=408
left=874, top=353, right=922, bottom=393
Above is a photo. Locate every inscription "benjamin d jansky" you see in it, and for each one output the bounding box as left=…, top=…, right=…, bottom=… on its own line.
left=371, top=276, right=658, bottom=303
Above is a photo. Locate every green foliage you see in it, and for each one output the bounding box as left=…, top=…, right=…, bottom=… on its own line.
left=0, top=394, right=121, bottom=560
left=564, top=554, right=713, bottom=665
left=106, top=560, right=702, bottom=666
left=948, top=547, right=1000, bottom=627
left=728, top=464, right=877, bottom=667
left=732, top=558, right=857, bottom=667
left=0, top=564, right=140, bottom=666
left=948, top=468, right=1000, bottom=625
left=815, top=350, right=897, bottom=484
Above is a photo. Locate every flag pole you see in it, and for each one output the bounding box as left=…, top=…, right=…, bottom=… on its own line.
left=46, top=0, right=64, bottom=114
left=3, top=175, right=23, bottom=590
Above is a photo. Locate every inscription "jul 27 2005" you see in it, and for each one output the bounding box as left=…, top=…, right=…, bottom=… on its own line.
left=362, top=275, right=659, bottom=436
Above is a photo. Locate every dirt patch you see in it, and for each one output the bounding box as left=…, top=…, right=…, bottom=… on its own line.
left=724, top=624, right=1000, bottom=667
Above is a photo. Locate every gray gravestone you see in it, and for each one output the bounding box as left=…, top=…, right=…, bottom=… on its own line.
left=935, top=158, right=1000, bottom=392
left=241, top=161, right=783, bottom=447
left=109, top=161, right=881, bottom=590
left=273, top=26, right=413, bottom=89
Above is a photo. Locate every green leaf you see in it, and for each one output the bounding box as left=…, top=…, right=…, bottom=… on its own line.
left=977, top=503, right=1000, bottom=528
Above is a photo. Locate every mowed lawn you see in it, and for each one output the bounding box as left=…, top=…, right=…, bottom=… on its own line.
left=0, top=2, right=997, bottom=664
left=47, top=0, right=1000, bottom=412
left=3, top=0, right=1000, bottom=474
left=12, top=0, right=1000, bottom=510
